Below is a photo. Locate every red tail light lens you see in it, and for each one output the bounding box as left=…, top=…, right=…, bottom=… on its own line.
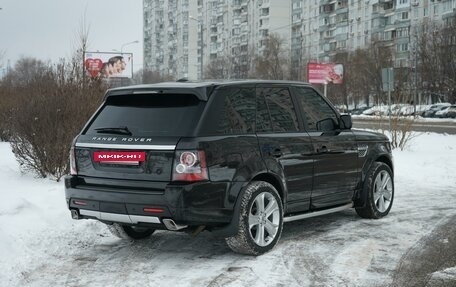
left=172, top=150, right=208, bottom=182
left=73, top=200, right=87, bottom=206
left=143, top=207, right=164, bottom=214
left=69, top=146, right=78, bottom=175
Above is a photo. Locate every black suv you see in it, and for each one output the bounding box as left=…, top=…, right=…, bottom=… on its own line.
left=65, top=81, right=394, bottom=255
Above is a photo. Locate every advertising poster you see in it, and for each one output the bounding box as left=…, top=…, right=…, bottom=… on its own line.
left=307, top=62, right=344, bottom=84
left=84, top=52, right=133, bottom=79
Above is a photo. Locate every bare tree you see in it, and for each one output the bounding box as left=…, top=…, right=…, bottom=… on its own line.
left=205, top=56, right=235, bottom=79
left=252, top=33, right=289, bottom=80
left=70, top=11, right=91, bottom=84
left=1, top=13, right=107, bottom=181
left=141, top=69, right=174, bottom=84
left=346, top=49, right=371, bottom=107
left=416, top=17, right=456, bottom=103
left=4, top=57, right=106, bottom=181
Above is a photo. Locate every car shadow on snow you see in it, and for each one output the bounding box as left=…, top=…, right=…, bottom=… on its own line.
left=82, top=209, right=360, bottom=257
left=20, top=210, right=366, bottom=286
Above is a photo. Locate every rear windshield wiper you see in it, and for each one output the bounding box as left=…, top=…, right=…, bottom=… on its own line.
left=95, top=126, right=132, bottom=136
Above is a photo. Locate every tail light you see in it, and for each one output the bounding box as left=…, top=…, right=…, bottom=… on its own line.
left=69, top=146, right=78, bottom=175
left=172, top=150, right=208, bottom=182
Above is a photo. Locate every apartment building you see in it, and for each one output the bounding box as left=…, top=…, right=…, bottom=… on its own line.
left=143, top=0, right=290, bottom=80
left=290, top=0, right=320, bottom=78
left=143, top=0, right=199, bottom=80
left=144, top=0, right=456, bottom=80
left=293, top=0, right=456, bottom=68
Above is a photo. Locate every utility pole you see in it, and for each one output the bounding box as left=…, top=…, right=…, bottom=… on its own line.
left=200, top=23, right=204, bottom=80
left=414, top=38, right=418, bottom=116
left=299, top=30, right=303, bottom=81
left=189, top=16, right=204, bottom=80
left=82, top=49, right=86, bottom=89
left=382, top=67, right=394, bottom=133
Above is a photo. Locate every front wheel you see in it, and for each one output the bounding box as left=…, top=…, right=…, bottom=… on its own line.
left=106, top=223, right=155, bottom=240
left=356, top=162, right=394, bottom=219
left=225, top=181, right=283, bottom=255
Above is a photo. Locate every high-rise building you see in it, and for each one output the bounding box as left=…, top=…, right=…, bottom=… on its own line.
left=143, top=0, right=199, bottom=80
left=143, top=0, right=456, bottom=80
left=143, top=0, right=291, bottom=80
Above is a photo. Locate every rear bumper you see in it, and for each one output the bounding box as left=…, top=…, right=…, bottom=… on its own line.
left=64, top=176, right=238, bottom=229
left=78, top=209, right=161, bottom=225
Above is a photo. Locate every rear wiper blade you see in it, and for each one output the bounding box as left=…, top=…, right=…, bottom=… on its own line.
left=95, top=126, right=132, bottom=136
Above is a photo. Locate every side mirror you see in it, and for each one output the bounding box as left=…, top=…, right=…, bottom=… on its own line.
left=317, top=118, right=336, bottom=131
left=339, top=114, right=352, bottom=130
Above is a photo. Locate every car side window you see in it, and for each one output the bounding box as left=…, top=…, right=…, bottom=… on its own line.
left=293, top=87, right=338, bottom=132
left=256, top=89, right=272, bottom=133
left=256, top=87, right=299, bottom=133
left=216, top=88, right=256, bottom=134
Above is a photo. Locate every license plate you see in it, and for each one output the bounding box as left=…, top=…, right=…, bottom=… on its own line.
left=93, top=151, right=146, bottom=165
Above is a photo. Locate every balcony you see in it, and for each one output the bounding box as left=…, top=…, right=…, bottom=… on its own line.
left=336, top=7, right=348, bottom=14
left=320, top=24, right=330, bottom=32
left=321, top=4, right=335, bottom=14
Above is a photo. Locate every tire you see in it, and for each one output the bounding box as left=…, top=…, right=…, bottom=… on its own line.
left=225, top=181, right=283, bottom=255
left=356, top=162, right=394, bottom=219
left=106, top=223, right=155, bottom=240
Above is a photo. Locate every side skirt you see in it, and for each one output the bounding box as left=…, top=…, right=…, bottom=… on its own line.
left=283, top=202, right=353, bottom=223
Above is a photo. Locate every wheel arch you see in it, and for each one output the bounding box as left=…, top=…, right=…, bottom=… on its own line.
left=355, top=150, right=394, bottom=208
left=251, top=172, right=286, bottom=203
left=375, top=155, right=393, bottom=174
left=211, top=171, right=286, bottom=238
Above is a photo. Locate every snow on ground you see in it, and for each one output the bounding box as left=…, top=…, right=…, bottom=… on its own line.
left=352, top=114, right=456, bottom=123
left=0, top=133, right=455, bottom=287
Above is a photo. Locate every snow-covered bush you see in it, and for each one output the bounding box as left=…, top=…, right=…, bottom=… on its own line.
left=0, top=57, right=106, bottom=180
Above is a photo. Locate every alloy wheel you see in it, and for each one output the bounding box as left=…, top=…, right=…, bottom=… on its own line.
left=248, top=192, right=281, bottom=247
left=373, top=170, right=393, bottom=213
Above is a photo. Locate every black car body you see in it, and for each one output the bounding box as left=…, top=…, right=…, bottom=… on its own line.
left=65, top=81, right=394, bottom=255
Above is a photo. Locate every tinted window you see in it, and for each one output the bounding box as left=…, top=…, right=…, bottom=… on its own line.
left=215, top=88, right=256, bottom=134
left=84, top=94, right=205, bottom=137
left=257, top=87, right=299, bottom=133
left=293, top=87, right=338, bottom=131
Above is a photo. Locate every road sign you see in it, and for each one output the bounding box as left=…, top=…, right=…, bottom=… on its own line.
left=382, top=68, right=394, bottom=92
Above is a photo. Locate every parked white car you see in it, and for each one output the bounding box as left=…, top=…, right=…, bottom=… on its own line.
left=435, top=106, right=450, bottom=118
left=362, top=105, right=389, bottom=116
left=422, top=103, right=452, bottom=118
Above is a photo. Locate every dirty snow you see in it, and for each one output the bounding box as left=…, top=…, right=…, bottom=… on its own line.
left=0, top=132, right=455, bottom=286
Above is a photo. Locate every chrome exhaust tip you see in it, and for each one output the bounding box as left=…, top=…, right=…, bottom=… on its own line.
left=70, top=209, right=82, bottom=220
left=162, top=218, right=187, bottom=231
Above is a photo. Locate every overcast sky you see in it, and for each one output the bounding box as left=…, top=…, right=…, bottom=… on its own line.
left=0, top=0, right=143, bottom=71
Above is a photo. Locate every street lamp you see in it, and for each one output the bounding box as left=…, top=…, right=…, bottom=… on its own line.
left=189, top=16, right=204, bottom=80
left=120, top=40, right=139, bottom=53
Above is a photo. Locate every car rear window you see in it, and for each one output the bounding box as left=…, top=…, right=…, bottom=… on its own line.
left=84, top=94, right=205, bottom=137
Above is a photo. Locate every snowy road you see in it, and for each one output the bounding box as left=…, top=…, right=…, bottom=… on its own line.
left=352, top=117, right=456, bottom=134
left=1, top=133, right=456, bottom=286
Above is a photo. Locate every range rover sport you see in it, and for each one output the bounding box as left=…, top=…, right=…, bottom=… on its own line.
left=64, top=80, right=394, bottom=255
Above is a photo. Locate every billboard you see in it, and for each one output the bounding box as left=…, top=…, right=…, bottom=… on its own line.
left=84, top=52, right=133, bottom=79
left=307, top=63, right=344, bottom=84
